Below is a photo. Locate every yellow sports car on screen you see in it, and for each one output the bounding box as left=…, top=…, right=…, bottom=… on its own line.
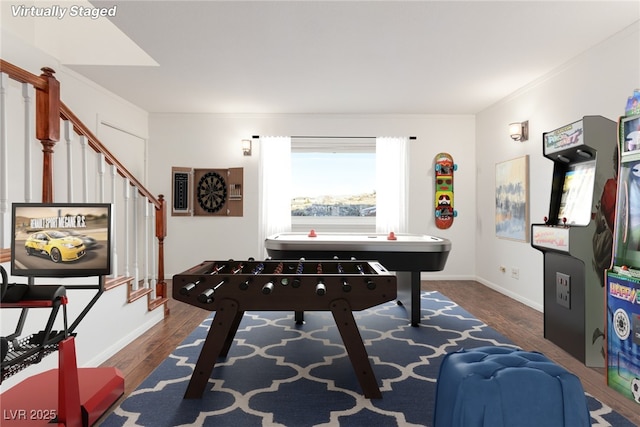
left=25, top=230, right=86, bottom=263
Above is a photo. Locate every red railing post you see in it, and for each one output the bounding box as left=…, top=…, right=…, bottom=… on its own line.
left=35, top=67, right=60, bottom=203
left=155, top=194, right=168, bottom=314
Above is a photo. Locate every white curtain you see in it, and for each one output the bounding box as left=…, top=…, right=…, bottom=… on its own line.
left=375, top=136, right=408, bottom=234
left=258, top=136, right=292, bottom=257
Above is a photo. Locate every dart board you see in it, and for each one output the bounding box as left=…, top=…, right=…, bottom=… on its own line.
left=194, top=169, right=228, bottom=215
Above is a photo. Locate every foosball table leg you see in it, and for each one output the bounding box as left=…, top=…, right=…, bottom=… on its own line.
left=220, top=310, right=244, bottom=357
left=184, top=299, right=243, bottom=399
left=330, top=299, right=382, bottom=399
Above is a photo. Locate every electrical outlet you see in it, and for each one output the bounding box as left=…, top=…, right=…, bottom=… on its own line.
left=511, top=267, right=519, bottom=279
left=556, top=272, right=571, bottom=309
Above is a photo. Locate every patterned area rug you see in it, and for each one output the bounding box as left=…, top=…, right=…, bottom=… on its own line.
left=102, top=291, right=633, bottom=426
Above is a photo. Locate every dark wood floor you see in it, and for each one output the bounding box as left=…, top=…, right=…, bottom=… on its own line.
left=98, top=280, right=640, bottom=425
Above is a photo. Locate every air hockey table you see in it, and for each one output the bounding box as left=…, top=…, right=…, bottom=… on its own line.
left=265, top=232, right=451, bottom=325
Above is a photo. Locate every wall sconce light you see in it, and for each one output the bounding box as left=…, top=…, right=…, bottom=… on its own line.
left=242, top=139, right=252, bottom=156
left=509, top=121, right=529, bottom=142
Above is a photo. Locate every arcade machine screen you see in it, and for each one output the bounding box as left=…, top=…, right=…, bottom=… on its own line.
left=557, top=160, right=596, bottom=226
left=10, top=203, right=112, bottom=277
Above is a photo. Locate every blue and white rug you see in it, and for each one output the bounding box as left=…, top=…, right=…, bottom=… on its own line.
left=102, top=291, right=633, bottom=426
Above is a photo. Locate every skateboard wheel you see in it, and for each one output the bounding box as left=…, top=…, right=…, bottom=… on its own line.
left=453, top=164, right=458, bottom=171
left=454, top=210, right=458, bottom=217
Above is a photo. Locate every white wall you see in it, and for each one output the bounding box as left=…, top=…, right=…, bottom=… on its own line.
left=475, top=22, right=640, bottom=310
left=148, top=114, right=476, bottom=279
left=1, top=29, right=163, bottom=390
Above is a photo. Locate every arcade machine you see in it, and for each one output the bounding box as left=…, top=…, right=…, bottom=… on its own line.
left=531, top=115, right=617, bottom=367
left=606, top=90, right=640, bottom=404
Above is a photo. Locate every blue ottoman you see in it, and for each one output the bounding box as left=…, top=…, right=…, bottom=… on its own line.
left=433, top=346, right=590, bottom=427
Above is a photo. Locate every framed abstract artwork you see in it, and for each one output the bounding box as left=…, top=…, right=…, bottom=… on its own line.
left=495, top=155, right=529, bottom=242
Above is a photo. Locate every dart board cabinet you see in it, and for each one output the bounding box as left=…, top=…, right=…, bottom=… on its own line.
left=172, top=167, right=243, bottom=217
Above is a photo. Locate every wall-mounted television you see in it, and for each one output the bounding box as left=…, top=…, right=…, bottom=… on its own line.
left=10, top=203, right=112, bottom=277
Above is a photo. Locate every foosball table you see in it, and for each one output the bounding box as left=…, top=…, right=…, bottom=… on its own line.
left=172, top=259, right=397, bottom=399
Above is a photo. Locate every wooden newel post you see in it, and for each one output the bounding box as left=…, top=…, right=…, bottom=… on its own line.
left=155, top=194, right=169, bottom=314
left=36, top=67, right=60, bottom=203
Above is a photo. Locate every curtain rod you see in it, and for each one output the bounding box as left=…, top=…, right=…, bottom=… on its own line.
left=252, top=135, right=416, bottom=140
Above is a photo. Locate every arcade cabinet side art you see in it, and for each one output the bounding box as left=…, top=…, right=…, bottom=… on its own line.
left=434, top=152, right=457, bottom=229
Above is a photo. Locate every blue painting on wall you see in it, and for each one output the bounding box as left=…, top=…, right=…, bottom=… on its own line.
left=495, top=155, right=529, bottom=242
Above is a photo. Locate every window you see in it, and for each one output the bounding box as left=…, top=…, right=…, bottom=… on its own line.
left=290, top=138, right=376, bottom=231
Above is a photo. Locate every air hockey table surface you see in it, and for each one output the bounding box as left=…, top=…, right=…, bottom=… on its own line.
left=265, top=232, right=452, bottom=325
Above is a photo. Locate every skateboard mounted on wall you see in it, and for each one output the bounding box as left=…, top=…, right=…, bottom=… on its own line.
left=434, top=152, right=457, bottom=229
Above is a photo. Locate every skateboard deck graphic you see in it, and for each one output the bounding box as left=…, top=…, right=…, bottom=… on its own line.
left=434, top=152, right=457, bottom=229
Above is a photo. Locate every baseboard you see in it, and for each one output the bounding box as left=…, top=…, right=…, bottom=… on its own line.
left=475, top=276, right=543, bottom=312
left=420, top=273, right=477, bottom=281
left=420, top=274, right=543, bottom=312
left=85, top=310, right=164, bottom=367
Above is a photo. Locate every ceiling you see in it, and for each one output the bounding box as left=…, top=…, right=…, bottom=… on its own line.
left=63, top=1, right=640, bottom=115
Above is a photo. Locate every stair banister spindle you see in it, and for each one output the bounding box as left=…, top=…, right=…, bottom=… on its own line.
left=143, top=196, right=150, bottom=290
left=64, top=120, right=74, bottom=202
left=111, top=164, right=118, bottom=278
left=132, top=188, right=139, bottom=291
left=0, top=73, right=7, bottom=248
left=22, top=82, right=34, bottom=203
left=123, top=178, right=131, bottom=278
left=80, top=135, right=88, bottom=202
left=98, top=152, right=105, bottom=203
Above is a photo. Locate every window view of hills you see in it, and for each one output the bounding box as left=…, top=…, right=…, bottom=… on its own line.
left=291, top=192, right=376, bottom=216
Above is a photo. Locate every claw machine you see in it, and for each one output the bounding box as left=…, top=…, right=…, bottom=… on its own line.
left=606, top=90, right=640, bottom=404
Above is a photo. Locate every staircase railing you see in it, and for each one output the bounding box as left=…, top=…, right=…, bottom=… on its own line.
left=0, top=59, right=168, bottom=314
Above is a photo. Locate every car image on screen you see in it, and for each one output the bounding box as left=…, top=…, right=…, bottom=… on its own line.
left=59, top=229, right=98, bottom=249
left=25, top=230, right=86, bottom=263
